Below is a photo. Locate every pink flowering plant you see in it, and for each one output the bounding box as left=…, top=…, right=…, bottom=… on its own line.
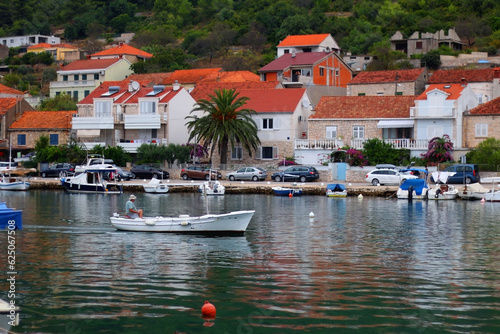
left=186, top=143, right=208, bottom=159
left=346, top=148, right=368, bottom=167
left=278, top=159, right=297, bottom=166
left=421, top=135, right=454, bottom=165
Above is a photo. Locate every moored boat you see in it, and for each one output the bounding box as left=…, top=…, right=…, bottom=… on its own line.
left=199, top=180, right=225, bottom=195
left=326, top=183, right=347, bottom=197
left=143, top=178, right=169, bottom=193
left=61, top=164, right=123, bottom=194
left=458, top=183, right=489, bottom=200
left=397, top=178, right=429, bottom=200
left=427, top=172, right=458, bottom=200
left=110, top=210, right=255, bottom=234
left=272, top=186, right=302, bottom=196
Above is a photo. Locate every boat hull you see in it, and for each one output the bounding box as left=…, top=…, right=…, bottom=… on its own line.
left=110, top=210, right=255, bottom=234
left=427, top=185, right=458, bottom=200
left=0, top=181, right=30, bottom=191
left=143, top=185, right=169, bottom=193
left=272, top=187, right=302, bottom=196
left=63, top=182, right=122, bottom=194
left=326, top=191, right=347, bottom=197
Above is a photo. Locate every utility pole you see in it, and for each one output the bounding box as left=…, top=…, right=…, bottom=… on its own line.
left=395, top=72, right=400, bottom=95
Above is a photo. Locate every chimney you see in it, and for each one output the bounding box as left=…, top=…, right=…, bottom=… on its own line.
left=292, top=50, right=296, bottom=58
left=461, top=78, right=467, bottom=87
left=173, top=80, right=180, bottom=91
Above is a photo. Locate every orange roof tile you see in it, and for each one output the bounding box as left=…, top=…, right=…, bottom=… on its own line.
left=0, top=98, right=18, bottom=115
left=91, top=43, right=153, bottom=59
left=199, top=71, right=261, bottom=83
left=191, top=81, right=280, bottom=101
left=77, top=81, right=140, bottom=105
left=278, top=34, right=331, bottom=47
left=469, top=96, right=500, bottom=115
left=311, top=96, right=416, bottom=119
left=416, top=84, right=465, bottom=100
left=0, top=84, right=24, bottom=96
left=127, top=72, right=173, bottom=85
left=10, top=111, right=76, bottom=129
left=60, top=58, right=125, bottom=71
left=161, top=68, right=223, bottom=85
left=428, top=68, right=497, bottom=84
left=348, top=69, right=425, bottom=84
left=28, top=43, right=77, bottom=50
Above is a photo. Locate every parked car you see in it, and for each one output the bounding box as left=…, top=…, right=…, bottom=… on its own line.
left=130, top=165, right=170, bottom=179
left=103, top=166, right=135, bottom=181
left=226, top=167, right=268, bottom=181
left=40, top=163, right=75, bottom=178
left=431, top=164, right=480, bottom=184
left=0, top=161, right=16, bottom=173
left=271, top=166, right=320, bottom=182
left=14, top=151, right=36, bottom=163
left=365, top=168, right=418, bottom=186
left=180, top=166, right=222, bottom=180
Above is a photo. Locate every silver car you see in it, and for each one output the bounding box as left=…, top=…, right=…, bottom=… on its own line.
left=226, top=167, right=268, bottom=181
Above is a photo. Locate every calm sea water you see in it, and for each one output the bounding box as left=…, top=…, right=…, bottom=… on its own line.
left=1, top=190, right=500, bottom=333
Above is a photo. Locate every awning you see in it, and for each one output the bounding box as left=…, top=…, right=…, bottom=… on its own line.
left=77, top=129, right=100, bottom=136
left=377, top=120, right=414, bottom=128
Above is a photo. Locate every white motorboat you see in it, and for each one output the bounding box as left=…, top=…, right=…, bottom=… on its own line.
left=326, top=183, right=347, bottom=197
left=110, top=210, right=255, bottom=234
left=397, top=178, right=429, bottom=200
left=427, top=172, right=458, bottom=200
left=61, top=164, right=122, bottom=194
left=143, top=178, right=169, bottom=193
left=199, top=180, right=225, bottom=195
left=458, top=183, right=490, bottom=200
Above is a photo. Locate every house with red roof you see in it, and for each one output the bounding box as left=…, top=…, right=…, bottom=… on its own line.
left=190, top=81, right=281, bottom=102
left=0, top=97, right=34, bottom=152
left=27, top=43, right=79, bottom=62
left=49, top=58, right=133, bottom=101
left=127, top=72, right=173, bottom=86
left=412, top=83, right=479, bottom=154
left=74, top=80, right=196, bottom=152
left=277, top=34, right=341, bottom=58
left=258, top=51, right=352, bottom=105
left=0, top=84, right=24, bottom=98
left=161, top=68, right=223, bottom=91
left=305, top=96, right=417, bottom=163
left=8, top=111, right=75, bottom=151
left=463, top=97, right=500, bottom=148
left=207, top=88, right=313, bottom=166
left=347, top=68, right=428, bottom=96
left=428, top=67, right=500, bottom=104
left=90, top=43, right=153, bottom=63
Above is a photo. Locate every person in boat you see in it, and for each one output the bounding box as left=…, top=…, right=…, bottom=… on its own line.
left=126, top=194, right=143, bottom=218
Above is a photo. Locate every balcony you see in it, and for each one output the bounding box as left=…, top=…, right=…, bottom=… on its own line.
left=124, top=114, right=162, bottom=129
left=50, top=80, right=97, bottom=88
left=72, top=116, right=114, bottom=129
left=410, top=106, right=456, bottom=118
left=295, top=138, right=432, bottom=150
left=118, top=138, right=168, bottom=153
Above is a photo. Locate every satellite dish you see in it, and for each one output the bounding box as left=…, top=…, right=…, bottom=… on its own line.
left=302, top=100, right=310, bottom=108
left=131, top=81, right=140, bottom=91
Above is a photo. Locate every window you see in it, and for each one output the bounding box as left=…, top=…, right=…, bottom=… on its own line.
left=353, top=126, right=364, bottom=139
left=301, top=69, right=311, bottom=76
left=427, top=125, right=443, bottom=138
left=49, top=134, right=59, bottom=146
left=358, top=93, right=366, bottom=96
left=73, top=91, right=78, bottom=101
left=63, top=75, right=68, bottom=81
left=416, top=41, right=423, bottom=49
left=396, top=92, right=403, bottom=96
left=140, top=101, right=156, bottom=114
left=17, top=134, right=26, bottom=146
left=95, top=101, right=112, bottom=117
left=94, top=73, right=99, bottom=80
left=231, top=147, right=243, bottom=160
left=259, top=146, right=278, bottom=159
left=74, top=74, right=79, bottom=80
left=55, top=92, right=60, bottom=96
left=326, top=126, right=337, bottom=139
left=319, top=68, right=325, bottom=76
left=377, top=92, right=384, bottom=96
left=263, top=118, right=274, bottom=129
left=284, top=49, right=289, bottom=54
left=82, top=74, right=87, bottom=80
left=475, top=124, right=488, bottom=137
left=84, top=90, right=90, bottom=97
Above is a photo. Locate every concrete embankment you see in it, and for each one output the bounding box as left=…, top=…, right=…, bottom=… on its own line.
left=27, top=178, right=399, bottom=197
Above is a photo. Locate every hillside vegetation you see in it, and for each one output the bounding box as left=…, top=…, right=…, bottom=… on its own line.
left=1, top=0, right=499, bottom=74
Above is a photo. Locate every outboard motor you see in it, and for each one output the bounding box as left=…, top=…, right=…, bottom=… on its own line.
left=408, top=185, right=413, bottom=202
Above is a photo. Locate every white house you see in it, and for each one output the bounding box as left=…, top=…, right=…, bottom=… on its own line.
left=276, top=34, right=341, bottom=58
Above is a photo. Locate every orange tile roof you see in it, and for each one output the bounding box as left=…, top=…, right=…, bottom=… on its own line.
left=278, top=34, right=331, bottom=47
left=199, top=71, right=261, bottom=83
left=28, top=43, right=77, bottom=49
left=127, top=72, right=173, bottom=85
left=416, top=83, right=465, bottom=100
left=0, top=84, right=23, bottom=96
left=469, top=96, right=500, bottom=115
left=10, top=111, right=76, bottom=129
left=91, top=43, right=153, bottom=59
left=60, top=58, right=124, bottom=71
left=0, top=98, right=18, bottom=115
left=348, top=69, right=425, bottom=84
left=77, top=81, right=141, bottom=105
left=191, top=81, right=281, bottom=101
left=428, top=68, right=497, bottom=84
left=161, top=68, right=223, bottom=84
left=311, top=96, right=416, bottom=119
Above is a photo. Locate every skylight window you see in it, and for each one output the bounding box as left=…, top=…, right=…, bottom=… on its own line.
left=443, top=85, right=452, bottom=89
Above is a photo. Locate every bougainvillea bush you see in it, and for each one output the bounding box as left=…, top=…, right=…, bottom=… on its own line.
left=346, top=148, right=368, bottom=167
left=421, top=135, right=454, bottom=165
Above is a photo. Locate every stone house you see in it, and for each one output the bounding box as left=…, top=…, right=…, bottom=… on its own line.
left=276, top=33, right=341, bottom=58
left=49, top=58, right=133, bottom=100
left=0, top=94, right=34, bottom=153
left=463, top=96, right=500, bottom=148
left=8, top=110, right=75, bottom=150
left=347, top=68, right=428, bottom=96
left=390, top=29, right=463, bottom=57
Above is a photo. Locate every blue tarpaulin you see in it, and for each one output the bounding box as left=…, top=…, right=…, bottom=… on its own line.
left=0, top=202, right=22, bottom=230
left=327, top=183, right=347, bottom=192
left=399, top=179, right=428, bottom=196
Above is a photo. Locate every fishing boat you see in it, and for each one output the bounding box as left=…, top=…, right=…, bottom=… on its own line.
left=0, top=202, right=22, bottom=230
left=143, top=178, right=169, bottom=193
left=110, top=210, right=255, bottom=234
left=0, top=138, right=33, bottom=191
left=326, top=183, right=347, bottom=197
left=427, top=172, right=458, bottom=200
left=458, top=182, right=489, bottom=200
left=272, top=186, right=302, bottom=196
left=61, top=164, right=123, bottom=194
left=199, top=180, right=225, bottom=195
left=397, top=178, right=429, bottom=200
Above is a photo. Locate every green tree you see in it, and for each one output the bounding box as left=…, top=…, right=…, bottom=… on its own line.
left=39, top=94, right=77, bottom=111
left=90, top=145, right=131, bottom=167
left=466, top=137, right=500, bottom=171
left=362, top=138, right=410, bottom=165
left=421, top=49, right=441, bottom=70
left=186, top=88, right=260, bottom=165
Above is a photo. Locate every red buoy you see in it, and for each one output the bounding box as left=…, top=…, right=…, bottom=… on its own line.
left=201, top=301, right=216, bottom=318
left=288, top=192, right=293, bottom=198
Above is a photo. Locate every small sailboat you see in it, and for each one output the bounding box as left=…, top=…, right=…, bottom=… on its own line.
left=0, top=138, right=32, bottom=191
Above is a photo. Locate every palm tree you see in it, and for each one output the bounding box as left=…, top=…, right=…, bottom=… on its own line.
left=186, top=88, right=260, bottom=165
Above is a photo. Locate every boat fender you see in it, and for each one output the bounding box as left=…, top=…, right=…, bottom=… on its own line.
left=179, top=214, right=190, bottom=218
left=180, top=221, right=189, bottom=226
left=145, top=220, right=155, bottom=226
left=435, top=189, right=441, bottom=198
left=408, top=186, right=413, bottom=202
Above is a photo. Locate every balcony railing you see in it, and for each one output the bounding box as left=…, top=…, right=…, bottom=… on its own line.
left=410, top=106, right=456, bottom=118
left=50, top=80, right=97, bottom=88
left=295, top=138, right=434, bottom=150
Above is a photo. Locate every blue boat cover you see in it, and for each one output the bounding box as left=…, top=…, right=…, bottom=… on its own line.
left=0, top=202, right=22, bottom=230
left=327, top=183, right=347, bottom=191
left=399, top=179, right=428, bottom=195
